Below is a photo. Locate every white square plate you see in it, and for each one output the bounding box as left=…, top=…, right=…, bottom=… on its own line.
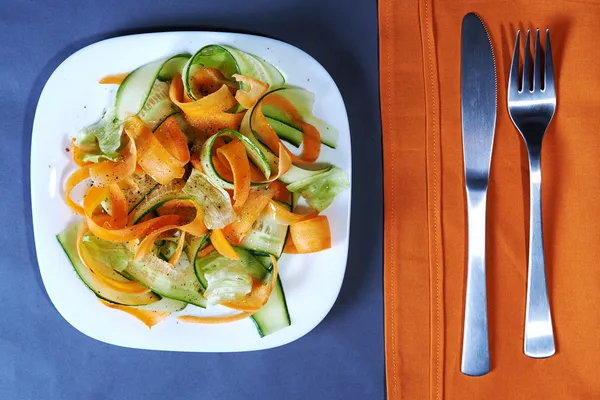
left=31, top=32, right=351, bottom=352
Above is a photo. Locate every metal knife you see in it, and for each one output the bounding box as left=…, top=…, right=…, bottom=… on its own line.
left=460, top=12, right=497, bottom=377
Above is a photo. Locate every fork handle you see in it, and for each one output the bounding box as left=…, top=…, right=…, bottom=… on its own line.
left=525, top=148, right=556, bottom=358
left=461, top=187, right=490, bottom=376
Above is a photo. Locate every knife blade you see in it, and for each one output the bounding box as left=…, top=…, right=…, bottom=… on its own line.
left=460, top=12, right=497, bottom=377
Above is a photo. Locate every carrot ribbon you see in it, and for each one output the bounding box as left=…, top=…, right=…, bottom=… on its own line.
left=251, top=93, right=321, bottom=164
left=210, top=229, right=240, bottom=260
left=124, top=116, right=185, bottom=185
left=223, top=188, right=275, bottom=244
left=266, top=201, right=318, bottom=225
left=100, top=299, right=170, bottom=328
left=134, top=199, right=208, bottom=262
left=153, top=116, right=190, bottom=166
left=83, top=185, right=183, bottom=243
left=233, top=74, right=269, bottom=109
left=216, top=139, right=251, bottom=209
left=288, top=215, right=331, bottom=253
left=76, top=223, right=150, bottom=294
left=169, top=73, right=243, bottom=134
left=177, top=312, right=254, bottom=324
left=221, top=255, right=279, bottom=312
left=98, top=73, right=129, bottom=85
left=99, top=73, right=129, bottom=85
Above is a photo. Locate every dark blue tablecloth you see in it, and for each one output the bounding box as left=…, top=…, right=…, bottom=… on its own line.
left=0, top=1, right=383, bottom=398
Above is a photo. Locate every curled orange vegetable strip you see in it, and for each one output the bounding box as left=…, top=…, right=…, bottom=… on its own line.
left=65, top=165, right=91, bottom=216
left=185, top=112, right=245, bottom=135
left=210, top=229, right=240, bottom=260
left=89, top=133, right=137, bottom=187
left=177, top=312, right=254, bottom=325
left=156, top=204, right=195, bottom=221
left=212, top=155, right=233, bottom=180
left=223, top=188, right=275, bottom=245
left=239, top=112, right=291, bottom=181
left=134, top=225, right=177, bottom=261
left=196, top=244, right=215, bottom=258
left=249, top=164, right=268, bottom=182
left=134, top=164, right=145, bottom=175
left=154, top=116, right=190, bottom=165
left=266, top=201, right=318, bottom=226
left=76, top=223, right=150, bottom=294
left=283, top=236, right=298, bottom=254
left=108, top=184, right=128, bottom=229
left=160, top=200, right=208, bottom=237
left=99, top=73, right=129, bottom=85
left=169, top=73, right=243, bottom=134
left=84, top=186, right=183, bottom=243
left=249, top=142, right=292, bottom=184
left=233, top=74, right=269, bottom=109
left=134, top=200, right=207, bottom=261
left=269, top=180, right=292, bottom=204
left=168, top=231, right=186, bottom=266
left=252, top=94, right=321, bottom=164
left=183, top=90, right=194, bottom=103
left=124, top=116, right=185, bottom=185
left=289, top=215, right=331, bottom=253
left=71, top=138, right=91, bottom=167
left=100, top=299, right=170, bottom=328
left=192, top=67, right=236, bottom=96
left=170, top=74, right=237, bottom=117
left=190, top=152, right=203, bottom=171
left=216, top=139, right=250, bottom=209
left=221, top=255, right=279, bottom=312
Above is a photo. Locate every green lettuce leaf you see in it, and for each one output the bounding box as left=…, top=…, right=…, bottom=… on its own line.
left=182, top=169, right=236, bottom=229
left=77, top=112, right=123, bottom=162
left=82, top=234, right=132, bottom=272
left=286, top=166, right=349, bottom=212
left=203, top=260, right=253, bottom=305
left=195, top=248, right=268, bottom=305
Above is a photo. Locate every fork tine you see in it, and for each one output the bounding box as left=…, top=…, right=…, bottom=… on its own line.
left=508, top=30, right=521, bottom=96
left=533, top=29, right=542, bottom=91
left=522, top=30, right=531, bottom=92
left=545, top=29, right=555, bottom=95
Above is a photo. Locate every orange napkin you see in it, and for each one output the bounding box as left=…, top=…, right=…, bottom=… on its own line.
left=381, top=0, right=600, bottom=399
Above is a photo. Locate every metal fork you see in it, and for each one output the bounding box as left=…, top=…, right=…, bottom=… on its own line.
left=507, top=29, right=556, bottom=358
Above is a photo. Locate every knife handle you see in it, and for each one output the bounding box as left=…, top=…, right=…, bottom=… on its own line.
left=461, top=187, right=490, bottom=376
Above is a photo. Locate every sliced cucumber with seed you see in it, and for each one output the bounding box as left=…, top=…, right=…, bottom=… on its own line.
left=115, top=54, right=190, bottom=121
left=251, top=88, right=338, bottom=149
left=56, top=222, right=160, bottom=306
left=221, top=46, right=284, bottom=88
left=138, top=81, right=178, bottom=131
left=182, top=45, right=240, bottom=101
left=128, top=179, right=188, bottom=224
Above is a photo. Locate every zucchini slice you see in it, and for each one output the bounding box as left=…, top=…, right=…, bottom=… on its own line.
left=221, top=45, right=284, bottom=87
left=250, top=88, right=338, bottom=149
left=56, top=222, right=160, bottom=306
left=200, top=129, right=271, bottom=188
left=115, top=54, right=191, bottom=120
left=279, top=164, right=332, bottom=185
left=184, top=233, right=211, bottom=267
left=128, top=179, right=187, bottom=224
left=133, top=298, right=187, bottom=312
left=251, top=255, right=291, bottom=337
left=182, top=45, right=240, bottom=101
left=126, top=252, right=206, bottom=308
left=238, top=209, right=289, bottom=258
